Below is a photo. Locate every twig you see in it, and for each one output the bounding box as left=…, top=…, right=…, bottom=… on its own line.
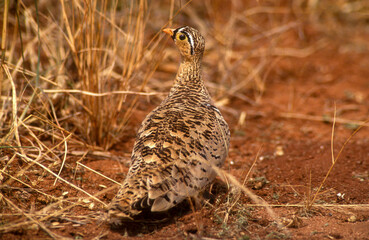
left=309, top=114, right=368, bottom=208
left=281, top=112, right=369, bottom=127
left=43, top=89, right=165, bottom=96
left=77, top=162, right=123, bottom=186
left=246, top=204, right=369, bottom=208
left=0, top=193, right=59, bottom=239
left=213, top=165, right=287, bottom=232
left=15, top=152, right=107, bottom=207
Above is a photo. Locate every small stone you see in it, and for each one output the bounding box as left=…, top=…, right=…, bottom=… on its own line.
left=348, top=215, right=357, bottom=223
left=27, top=223, right=39, bottom=231
left=280, top=215, right=303, bottom=228
left=336, top=192, right=345, bottom=200
left=274, top=146, right=284, bottom=156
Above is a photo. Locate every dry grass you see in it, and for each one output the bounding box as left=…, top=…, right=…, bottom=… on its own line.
left=1, top=0, right=369, bottom=238
left=307, top=109, right=369, bottom=211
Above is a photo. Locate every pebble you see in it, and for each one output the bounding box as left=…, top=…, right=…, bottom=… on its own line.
left=348, top=215, right=357, bottom=223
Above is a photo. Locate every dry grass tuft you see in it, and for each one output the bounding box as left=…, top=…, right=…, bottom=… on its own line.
left=56, top=0, right=168, bottom=149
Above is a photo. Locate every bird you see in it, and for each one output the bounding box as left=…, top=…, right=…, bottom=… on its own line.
left=107, top=26, right=230, bottom=224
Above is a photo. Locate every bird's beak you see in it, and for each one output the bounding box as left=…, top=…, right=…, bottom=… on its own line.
left=163, top=28, right=175, bottom=37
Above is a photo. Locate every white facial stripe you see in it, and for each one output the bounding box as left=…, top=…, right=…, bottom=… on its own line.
left=178, top=28, right=194, bottom=55
left=186, top=32, right=194, bottom=55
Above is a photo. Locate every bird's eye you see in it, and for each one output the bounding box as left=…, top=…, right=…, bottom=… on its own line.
left=179, top=34, right=186, bottom=40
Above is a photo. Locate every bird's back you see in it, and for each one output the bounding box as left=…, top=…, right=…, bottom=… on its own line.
left=108, top=88, right=230, bottom=222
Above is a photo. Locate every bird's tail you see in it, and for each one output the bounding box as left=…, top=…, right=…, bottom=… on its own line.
left=107, top=180, right=149, bottom=224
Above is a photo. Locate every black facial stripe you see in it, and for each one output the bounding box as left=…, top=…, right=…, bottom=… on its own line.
left=172, top=28, right=179, bottom=40
left=173, top=27, right=195, bottom=55
left=182, top=31, right=194, bottom=55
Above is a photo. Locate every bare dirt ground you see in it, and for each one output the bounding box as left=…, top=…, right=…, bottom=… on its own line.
left=1, top=2, right=369, bottom=240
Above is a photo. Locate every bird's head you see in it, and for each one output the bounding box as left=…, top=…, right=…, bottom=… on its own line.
left=163, top=26, right=205, bottom=60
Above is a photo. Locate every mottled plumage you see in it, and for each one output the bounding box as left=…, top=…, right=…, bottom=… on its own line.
left=107, top=26, right=230, bottom=224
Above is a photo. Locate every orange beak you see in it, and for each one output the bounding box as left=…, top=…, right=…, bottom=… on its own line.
left=163, top=28, right=175, bottom=37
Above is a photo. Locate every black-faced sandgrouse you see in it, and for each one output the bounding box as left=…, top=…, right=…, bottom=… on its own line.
left=107, top=26, right=230, bottom=224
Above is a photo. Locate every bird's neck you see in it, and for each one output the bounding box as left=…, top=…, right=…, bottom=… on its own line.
left=171, top=57, right=204, bottom=92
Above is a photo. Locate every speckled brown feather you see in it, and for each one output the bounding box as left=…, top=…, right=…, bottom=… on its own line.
left=107, top=26, right=230, bottom=224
